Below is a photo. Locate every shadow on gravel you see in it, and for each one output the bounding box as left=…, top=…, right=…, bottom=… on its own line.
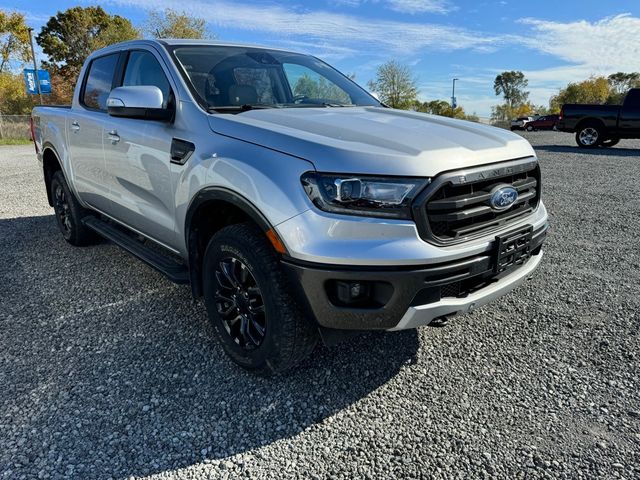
left=534, top=144, right=640, bottom=157
left=0, top=215, right=419, bottom=479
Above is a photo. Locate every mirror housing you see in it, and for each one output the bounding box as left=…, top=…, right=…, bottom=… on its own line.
left=107, top=86, right=172, bottom=121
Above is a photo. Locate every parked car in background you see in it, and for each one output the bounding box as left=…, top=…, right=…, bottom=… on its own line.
left=557, top=88, right=640, bottom=147
left=31, top=39, right=548, bottom=375
left=525, top=115, right=559, bottom=131
left=510, top=116, right=533, bottom=131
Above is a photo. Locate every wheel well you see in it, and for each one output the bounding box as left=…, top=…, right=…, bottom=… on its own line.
left=42, top=148, right=62, bottom=206
left=575, top=118, right=605, bottom=133
left=187, top=199, right=264, bottom=298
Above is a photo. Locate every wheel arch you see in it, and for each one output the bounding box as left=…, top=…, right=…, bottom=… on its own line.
left=42, top=143, right=63, bottom=207
left=185, top=187, right=283, bottom=298
left=575, top=117, right=605, bottom=133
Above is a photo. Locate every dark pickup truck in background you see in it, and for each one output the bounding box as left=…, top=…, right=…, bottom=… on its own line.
left=558, top=88, right=640, bottom=148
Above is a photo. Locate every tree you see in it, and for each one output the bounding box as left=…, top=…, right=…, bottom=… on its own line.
left=293, top=74, right=351, bottom=104
left=146, top=9, right=211, bottom=39
left=607, top=72, right=640, bottom=104
left=549, top=76, right=611, bottom=112
left=413, top=99, right=479, bottom=122
left=0, top=10, right=30, bottom=72
left=36, top=7, right=139, bottom=83
left=367, top=60, right=418, bottom=109
left=491, top=103, right=536, bottom=125
left=0, top=71, right=34, bottom=114
left=494, top=71, right=529, bottom=110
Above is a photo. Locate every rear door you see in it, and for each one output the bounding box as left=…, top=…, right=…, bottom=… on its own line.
left=618, top=89, right=640, bottom=134
left=67, top=53, right=120, bottom=212
left=101, top=48, right=178, bottom=248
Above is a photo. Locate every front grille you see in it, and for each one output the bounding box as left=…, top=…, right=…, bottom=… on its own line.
left=412, top=158, right=541, bottom=245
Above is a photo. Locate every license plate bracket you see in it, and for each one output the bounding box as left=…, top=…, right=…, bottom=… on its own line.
left=494, top=225, right=533, bottom=275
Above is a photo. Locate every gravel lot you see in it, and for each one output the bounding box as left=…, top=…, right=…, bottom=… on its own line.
left=1, top=132, right=639, bottom=479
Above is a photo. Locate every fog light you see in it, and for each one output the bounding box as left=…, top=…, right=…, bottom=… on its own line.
left=327, top=279, right=394, bottom=309
left=336, top=281, right=368, bottom=304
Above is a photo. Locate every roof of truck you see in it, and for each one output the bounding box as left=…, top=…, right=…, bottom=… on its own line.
left=98, top=38, right=298, bottom=55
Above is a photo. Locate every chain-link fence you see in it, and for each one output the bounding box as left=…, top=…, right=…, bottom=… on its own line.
left=0, top=115, right=31, bottom=140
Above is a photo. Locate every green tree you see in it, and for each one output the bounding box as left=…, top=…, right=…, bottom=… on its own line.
left=0, top=10, right=30, bottom=72
left=36, top=6, right=139, bottom=84
left=494, top=71, right=529, bottom=110
left=413, top=99, right=478, bottom=121
left=549, top=76, right=611, bottom=112
left=367, top=60, right=418, bottom=109
left=146, top=9, right=211, bottom=39
left=607, top=72, right=640, bottom=104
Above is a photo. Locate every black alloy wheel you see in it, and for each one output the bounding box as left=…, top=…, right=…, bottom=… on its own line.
left=53, top=183, right=72, bottom=237
left=214, top=256, right=267, bottom=350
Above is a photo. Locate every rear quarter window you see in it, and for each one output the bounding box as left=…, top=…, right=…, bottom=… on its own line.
left=82, top=53, right=119, bottom=110
left=623, top=89, right=640, bottom=109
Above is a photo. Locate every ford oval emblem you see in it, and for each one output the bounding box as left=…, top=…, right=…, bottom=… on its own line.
left=489, top=185, right=518, bottom=210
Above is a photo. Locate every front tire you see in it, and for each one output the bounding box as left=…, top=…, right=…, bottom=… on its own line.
left=601, top=137, right=620, bottom=148
left=576, top=124, right=602, bottom=148
left=526, top=125, right=535, bottom=132
left=50, top=171, right=97, bottom=246
left=202, top=223, right=318, bottom=375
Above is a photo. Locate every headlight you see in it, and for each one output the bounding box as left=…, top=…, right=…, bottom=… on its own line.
left=301, top=172, right=429, bottom=219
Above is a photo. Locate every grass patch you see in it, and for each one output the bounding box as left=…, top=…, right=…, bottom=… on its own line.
left=0, top=138, right=32, bottom=145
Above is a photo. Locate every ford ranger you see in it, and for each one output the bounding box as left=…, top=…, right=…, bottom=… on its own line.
left=558, top=88, right=640, bottom=148
left=31, top=40, right=548, bottom=375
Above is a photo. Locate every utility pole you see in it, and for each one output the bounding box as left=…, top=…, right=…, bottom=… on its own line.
left=451, top=78, right=459, bottom=117
left=27, top=27, right=43, bottom=104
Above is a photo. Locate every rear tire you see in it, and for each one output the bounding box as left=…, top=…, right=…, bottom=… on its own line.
left=202, top=222, right=318, bottom=375
left=50, top=171, right=97, bottom=246
left=575, top=123, right=602, bottom=148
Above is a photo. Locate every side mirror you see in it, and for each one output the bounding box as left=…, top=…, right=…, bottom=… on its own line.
left=107, top=86, right=172, bottom=121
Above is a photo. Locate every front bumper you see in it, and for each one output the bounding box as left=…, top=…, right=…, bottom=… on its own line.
left=282, top=223, right=547, bottom=331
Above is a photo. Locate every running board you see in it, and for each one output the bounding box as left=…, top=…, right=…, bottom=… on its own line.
left=83, top=216, right=189, bottom=284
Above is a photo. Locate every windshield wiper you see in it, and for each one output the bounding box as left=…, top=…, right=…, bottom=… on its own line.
left=207, top=104, right=277, bottom=113
left=320, top=103, right=358, bottom=107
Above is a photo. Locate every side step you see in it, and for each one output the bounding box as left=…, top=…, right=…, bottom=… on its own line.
left=83, top=216, right=189, bottom=284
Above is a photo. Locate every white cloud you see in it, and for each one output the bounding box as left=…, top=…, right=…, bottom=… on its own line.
left=385, top=0, right=455, bottom=14
left=329, top=0, right=454, bottom=14
left=106, top=0, right=499, bottom=53
left=519, top=14, right=640, bottom=82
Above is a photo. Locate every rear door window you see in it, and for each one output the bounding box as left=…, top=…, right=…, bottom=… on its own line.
left=82, top=53, right=119, bottom=111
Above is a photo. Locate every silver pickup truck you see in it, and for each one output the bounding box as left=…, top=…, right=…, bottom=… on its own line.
left=32, top=39, right=548, bottom=375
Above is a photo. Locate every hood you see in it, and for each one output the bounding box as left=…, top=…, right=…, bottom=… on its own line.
left=208, top=107, right=536, bottom=177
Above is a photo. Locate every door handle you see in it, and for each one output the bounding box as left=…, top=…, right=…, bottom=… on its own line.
left=70, top=121, right=80, bottom=132
left=107, top=130, right=120, bottom=143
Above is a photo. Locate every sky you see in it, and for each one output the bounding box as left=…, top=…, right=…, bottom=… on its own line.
left=6, top=0, right=640, bottom=116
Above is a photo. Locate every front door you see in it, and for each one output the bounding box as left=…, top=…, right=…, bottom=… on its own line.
left=102, top=49, right=178, bottom=249
left=67, top=53, right=120, bottom=212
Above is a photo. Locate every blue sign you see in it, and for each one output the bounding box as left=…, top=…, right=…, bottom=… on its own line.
left=23, top=69, right=51, bottom=95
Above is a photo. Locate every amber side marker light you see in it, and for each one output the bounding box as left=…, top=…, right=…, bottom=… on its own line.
left=266, top=228, right=287, bottom=254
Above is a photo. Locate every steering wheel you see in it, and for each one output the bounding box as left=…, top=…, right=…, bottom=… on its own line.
left=293, top=94, right=309, bottom=104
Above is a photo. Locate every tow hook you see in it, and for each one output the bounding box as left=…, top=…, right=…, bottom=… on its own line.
left=429, top=316, right=449, bottom=328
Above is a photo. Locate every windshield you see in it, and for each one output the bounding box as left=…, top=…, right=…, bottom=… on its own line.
left=168, top=45, right=380, bottom=111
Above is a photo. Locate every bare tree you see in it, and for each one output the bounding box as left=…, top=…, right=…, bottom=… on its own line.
left=367, top=60, right=418, bottom=109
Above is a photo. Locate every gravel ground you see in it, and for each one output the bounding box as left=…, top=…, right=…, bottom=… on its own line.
left=1, top=132, right=639, bottom=479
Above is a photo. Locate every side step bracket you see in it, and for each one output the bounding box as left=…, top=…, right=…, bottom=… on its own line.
left=83, top=216, right=189, bottom=284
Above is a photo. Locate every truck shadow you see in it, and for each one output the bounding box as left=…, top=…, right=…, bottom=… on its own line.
left=0, top=215, right=419, bottom=479
left=535, top=144, right=640, bottom=157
